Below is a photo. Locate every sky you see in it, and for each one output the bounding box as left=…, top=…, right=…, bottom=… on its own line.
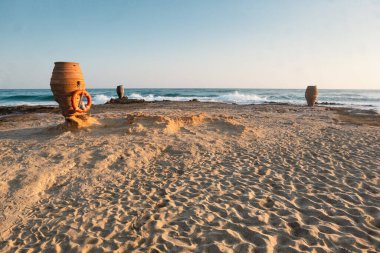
left=0, top=0, right=379, bottom=89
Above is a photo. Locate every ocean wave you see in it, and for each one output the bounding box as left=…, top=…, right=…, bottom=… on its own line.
left=0, top=94, right=54, bottom=101
left=92, top=94, right=113, bottom=104
left=0, top=89, right=379, bottom=113
left=128, top=91, right=267, bottom=104
left=216, top=91, right=267, bottom=103
left=0, top=101, right=58, bottom=106
left=129, top=93, right=204, bottom=102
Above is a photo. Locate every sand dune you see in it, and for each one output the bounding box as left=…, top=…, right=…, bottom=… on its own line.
left=0, top=102, right=379, bottom=252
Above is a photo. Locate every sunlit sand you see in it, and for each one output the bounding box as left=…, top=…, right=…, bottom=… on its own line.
left=0, top=102, right=379, bottom=252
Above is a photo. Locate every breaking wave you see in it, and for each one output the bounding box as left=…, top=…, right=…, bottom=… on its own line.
left=0, top=88, right=379, bottom=112
left=92, top=94, right=113, bottom=104
left=128, top=91, right=267, bottom=104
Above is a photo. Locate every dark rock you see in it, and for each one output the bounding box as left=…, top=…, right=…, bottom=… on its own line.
left=105, top=97, right=145, bottom=104
left=316, top=102, right=343, bottom=105
left=263, top=101, right=291, bottom=105
left=0, top=105, right=59, bottom=116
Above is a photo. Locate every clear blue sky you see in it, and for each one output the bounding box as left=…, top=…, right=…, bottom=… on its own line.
left=0, top=0, right=379, bottom=89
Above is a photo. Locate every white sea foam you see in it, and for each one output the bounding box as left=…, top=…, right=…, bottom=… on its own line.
left=1, top=89, right=379, bottom=113
left=128, top=91, right=267, bottom=104
left=129, top=93, right=154, bottom=100
left=216, top=91, right=267, bottom=104
left=92, top=94, right=113, bottom=104
left=129, top=93, right=206, bottom=102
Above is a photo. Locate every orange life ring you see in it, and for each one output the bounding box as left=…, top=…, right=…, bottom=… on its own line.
left=71, top=90, right=92, bottom=113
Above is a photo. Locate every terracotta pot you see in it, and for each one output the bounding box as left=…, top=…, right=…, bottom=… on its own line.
left=305, top=86, right=318, bottom=106
left=116, top=85, right=124, bottom=99
left=50, top=62, right=86, bottom=117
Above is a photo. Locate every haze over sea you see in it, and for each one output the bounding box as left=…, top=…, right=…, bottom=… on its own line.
left=0, top=88, right=379, bottom=112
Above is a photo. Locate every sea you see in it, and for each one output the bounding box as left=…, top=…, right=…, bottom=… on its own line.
left=0, top=89, right=379, bottom=113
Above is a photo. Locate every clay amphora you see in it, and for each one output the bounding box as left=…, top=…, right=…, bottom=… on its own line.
left=116, top=85, right=124, bottom=99
left=50, top=62, right=86, bottom=117
left=305, top=86, right=318, bottom=106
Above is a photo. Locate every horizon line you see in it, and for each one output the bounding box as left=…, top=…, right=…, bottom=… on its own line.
left=0, top=87, right=379, bottom=91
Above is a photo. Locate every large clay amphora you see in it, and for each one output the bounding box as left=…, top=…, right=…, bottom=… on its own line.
left=116, top=85, right=124, bottom=99
left=305, top=86, right=318, bottom=106
left=50, top=62, right=86, bottom=117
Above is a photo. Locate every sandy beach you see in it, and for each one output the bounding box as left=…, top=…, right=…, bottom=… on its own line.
left=0, top=102, right=379, bottom=252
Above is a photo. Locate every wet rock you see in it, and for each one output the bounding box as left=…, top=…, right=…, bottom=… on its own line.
left=106, top=97, right=145, bottom=104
